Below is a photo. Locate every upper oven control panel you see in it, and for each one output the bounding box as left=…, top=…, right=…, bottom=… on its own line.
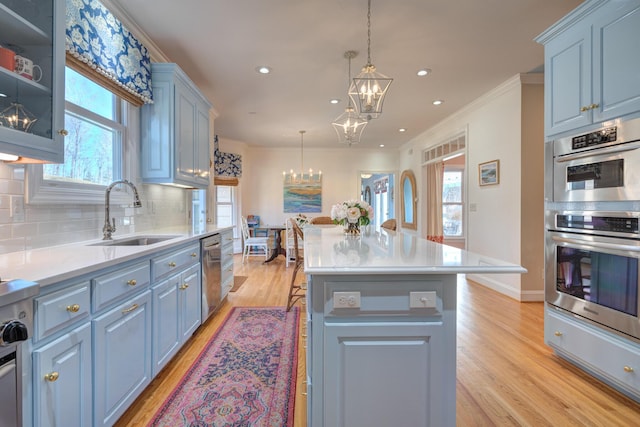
left=571, top=127, right=617, bottom=150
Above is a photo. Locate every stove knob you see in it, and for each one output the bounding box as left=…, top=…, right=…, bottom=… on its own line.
left=1, top=320, right=29, bottom=344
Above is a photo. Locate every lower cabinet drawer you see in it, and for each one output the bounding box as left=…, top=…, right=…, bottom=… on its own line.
left=35, top=281, right=91, bottom=342
left=92, top=261, right=150, bottom=312
left=546, top=308, right=640, bottom=396
left=151, top=243, right=200, bottom=281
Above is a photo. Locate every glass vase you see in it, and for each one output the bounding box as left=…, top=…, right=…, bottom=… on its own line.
left=344, top=221, right=361, bottom=236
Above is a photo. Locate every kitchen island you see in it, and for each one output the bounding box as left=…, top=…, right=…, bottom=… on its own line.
left=303, top=226, right=526, bottom=427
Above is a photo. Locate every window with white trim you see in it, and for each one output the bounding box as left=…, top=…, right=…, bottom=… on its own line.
left=26, top=67, right=130, bottom=205
left=443, top=167, right=463, bottom=237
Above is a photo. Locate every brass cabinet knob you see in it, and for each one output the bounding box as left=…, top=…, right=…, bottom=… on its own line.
left=45, top=372, right=59, bottom=382
left=127, top=279, right=137, bottom=286
left=168, top=262, right=177, bottom=268
left=554, top=331, right=563, bottom=337
left=589, top=103, right=599, bottom=110
left=191, top=252, right=197, bottom=257
left=66, top=304, right=80, bottom=313
left=57, top=129, right=69, bottom=136
left=624, top=366, right=634, bottom=373
left=179, top=284, right=189, bottom=290
left=580, top=106, right=589, bottom=112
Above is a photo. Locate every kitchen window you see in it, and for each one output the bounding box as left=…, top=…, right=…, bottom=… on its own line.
left=26, top=67, right=132, bottom=205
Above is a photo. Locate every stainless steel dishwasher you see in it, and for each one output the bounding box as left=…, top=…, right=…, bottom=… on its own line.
left=201, top=234, right=222, bottom=322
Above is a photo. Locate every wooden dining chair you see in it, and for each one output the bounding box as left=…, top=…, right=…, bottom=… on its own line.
left=286, top=218, right=306, bottom=311
left=309, top=216, right=334, bottom=225
left=380, top=218, right=397, bottom=231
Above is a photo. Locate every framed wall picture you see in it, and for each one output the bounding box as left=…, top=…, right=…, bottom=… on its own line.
left=478, top=159, right=499, bottom=186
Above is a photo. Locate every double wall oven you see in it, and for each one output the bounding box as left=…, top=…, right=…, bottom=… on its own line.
left=546, top=118, right=640, bottom=342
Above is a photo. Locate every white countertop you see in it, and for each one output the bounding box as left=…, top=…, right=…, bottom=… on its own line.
left=303, top=226, right=527, bottom=275
left=0, top=225, right=232, bottom=287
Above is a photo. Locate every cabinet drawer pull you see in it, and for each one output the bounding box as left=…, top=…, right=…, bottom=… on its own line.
left=45, top=372, right=59, bottom=382
left=121, top=303, right=139, bottom=314
left=179, top=284, right=189, bottom=290
left=589, top=103, right=599, bottom=110
left=66, top=304, right=80, bottom=313
left=191, top=252, right=197, bottom=257
left=580, top=106, right=589, bottom=112
left=57, top=129, right=69, bottom=136
left=554, top=331, right=563, bottom=337
left=168, top=262, right=177, bottom=268
left=624, top=366, right=634, bottom=373
left=127, top=279, right=137, bottom=286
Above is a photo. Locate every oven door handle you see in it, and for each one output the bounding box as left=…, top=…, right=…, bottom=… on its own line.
left=555, top=141, right=640, bottom=162
left=551, top=235, right=640, bottom=252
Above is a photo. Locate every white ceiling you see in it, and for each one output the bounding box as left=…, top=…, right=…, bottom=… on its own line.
left=110, top=0, right=583, bottom=149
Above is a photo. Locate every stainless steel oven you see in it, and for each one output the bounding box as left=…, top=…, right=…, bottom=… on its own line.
left=551, top=117, right=640, bottom=202
left=545, top=210, right=640, bottom=341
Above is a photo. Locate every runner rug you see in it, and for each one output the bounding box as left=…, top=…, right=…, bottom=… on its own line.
left=149, top=306, right=300, bottom=427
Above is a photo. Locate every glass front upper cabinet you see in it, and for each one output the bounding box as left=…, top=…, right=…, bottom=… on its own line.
left=0, top=0, right=65, bottom=162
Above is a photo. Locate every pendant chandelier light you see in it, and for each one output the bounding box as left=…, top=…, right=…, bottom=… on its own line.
left=283, top=130, right=322, bottom=184
left=332, top=51, right=368, bottom=146
left=0, top=102, right=37, bottom=133
left=349, top=0, right=393, bottom=121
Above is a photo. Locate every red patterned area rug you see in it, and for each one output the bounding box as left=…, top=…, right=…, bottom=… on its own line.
left=149, top=307, right=300, bottom=427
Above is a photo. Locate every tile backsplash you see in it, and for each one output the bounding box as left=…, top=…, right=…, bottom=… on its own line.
left=0, top=163, right=191, bottom=255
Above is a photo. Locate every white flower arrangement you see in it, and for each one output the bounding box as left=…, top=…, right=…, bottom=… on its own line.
left=330, top=199, right=374, bottom=226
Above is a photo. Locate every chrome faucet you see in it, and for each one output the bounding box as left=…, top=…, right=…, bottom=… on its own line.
left=103, top=179, right=143, bottom=240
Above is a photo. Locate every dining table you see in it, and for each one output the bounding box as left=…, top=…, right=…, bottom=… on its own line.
left=255, top=224, right=287, bottom=263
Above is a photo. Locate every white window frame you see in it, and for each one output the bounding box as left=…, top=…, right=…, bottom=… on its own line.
left=442, top=165, right=464, bottom=239
left=25, top=99, right=134, bottom=206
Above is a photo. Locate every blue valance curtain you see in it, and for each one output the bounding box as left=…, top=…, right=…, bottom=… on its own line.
left=65, top=0, right=153, bottom=106
left=214, top=135, right=242, bottom=185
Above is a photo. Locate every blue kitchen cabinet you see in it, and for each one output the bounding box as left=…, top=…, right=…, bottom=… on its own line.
left=307, top=274, right=456, bottom=427
left=537, top=0, right=640, bottom=137
left=141, top=63, right=211, bottom=188
left=93, top=290, right=152, bottom=427
left=151, top=244, right=201, bottom=376
left=32, top=322, right=92, bottom=427
left=0, top=0, right=65, bottom=162
left=151, top=264, right=201, bottom=376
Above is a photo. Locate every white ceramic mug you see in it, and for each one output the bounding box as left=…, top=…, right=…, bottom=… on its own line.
left=15, top=55, right=42, bottom=82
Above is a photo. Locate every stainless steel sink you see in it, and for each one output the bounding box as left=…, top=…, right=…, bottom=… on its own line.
left=88, top=235, right=182, bottom=246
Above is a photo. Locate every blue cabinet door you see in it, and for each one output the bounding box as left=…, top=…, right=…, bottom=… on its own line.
left=152, top=275, right=181, bottom=377
left=93, top=290, right=152, bottom=427
left=33, top=322, right=92, bottom=427
left=179, top=264, right=202, bottom=342
left=544, top=24, right=592, bottom=135
left=323, top=322, right=452, bottom=427
left=593, top=1, right=640, bottom=123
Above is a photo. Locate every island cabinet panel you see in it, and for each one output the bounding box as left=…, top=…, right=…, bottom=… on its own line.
left=93, top=290, right=152, bottom=427
left=538, top=0, right=640, bottom=137
left=307, top=274, right=457, bottom=427
left=32, top=322, right=92, bottom=427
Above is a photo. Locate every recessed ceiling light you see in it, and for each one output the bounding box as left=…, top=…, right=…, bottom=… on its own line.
left=379, top=144, right=385, bottom=148
left=398, top=128, right=407, bottom=132
left=330, top=99, right=340, bottom=104
left=433, top=99, right=444, bottom=106
left=256, top=66, right=271, bottom=74
left=417, top=68, right=431, bottom=77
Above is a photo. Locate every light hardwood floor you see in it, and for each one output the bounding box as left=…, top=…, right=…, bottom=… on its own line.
left=115, top=254, right=640, bottom=426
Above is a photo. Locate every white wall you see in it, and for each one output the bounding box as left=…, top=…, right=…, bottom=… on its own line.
left=399, top=74, right=542, bottom=299
left=217, top=138, right=400, bottom=227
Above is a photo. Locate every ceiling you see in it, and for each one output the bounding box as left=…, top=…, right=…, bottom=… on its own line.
left=110, top=0, right=583, bottom=149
